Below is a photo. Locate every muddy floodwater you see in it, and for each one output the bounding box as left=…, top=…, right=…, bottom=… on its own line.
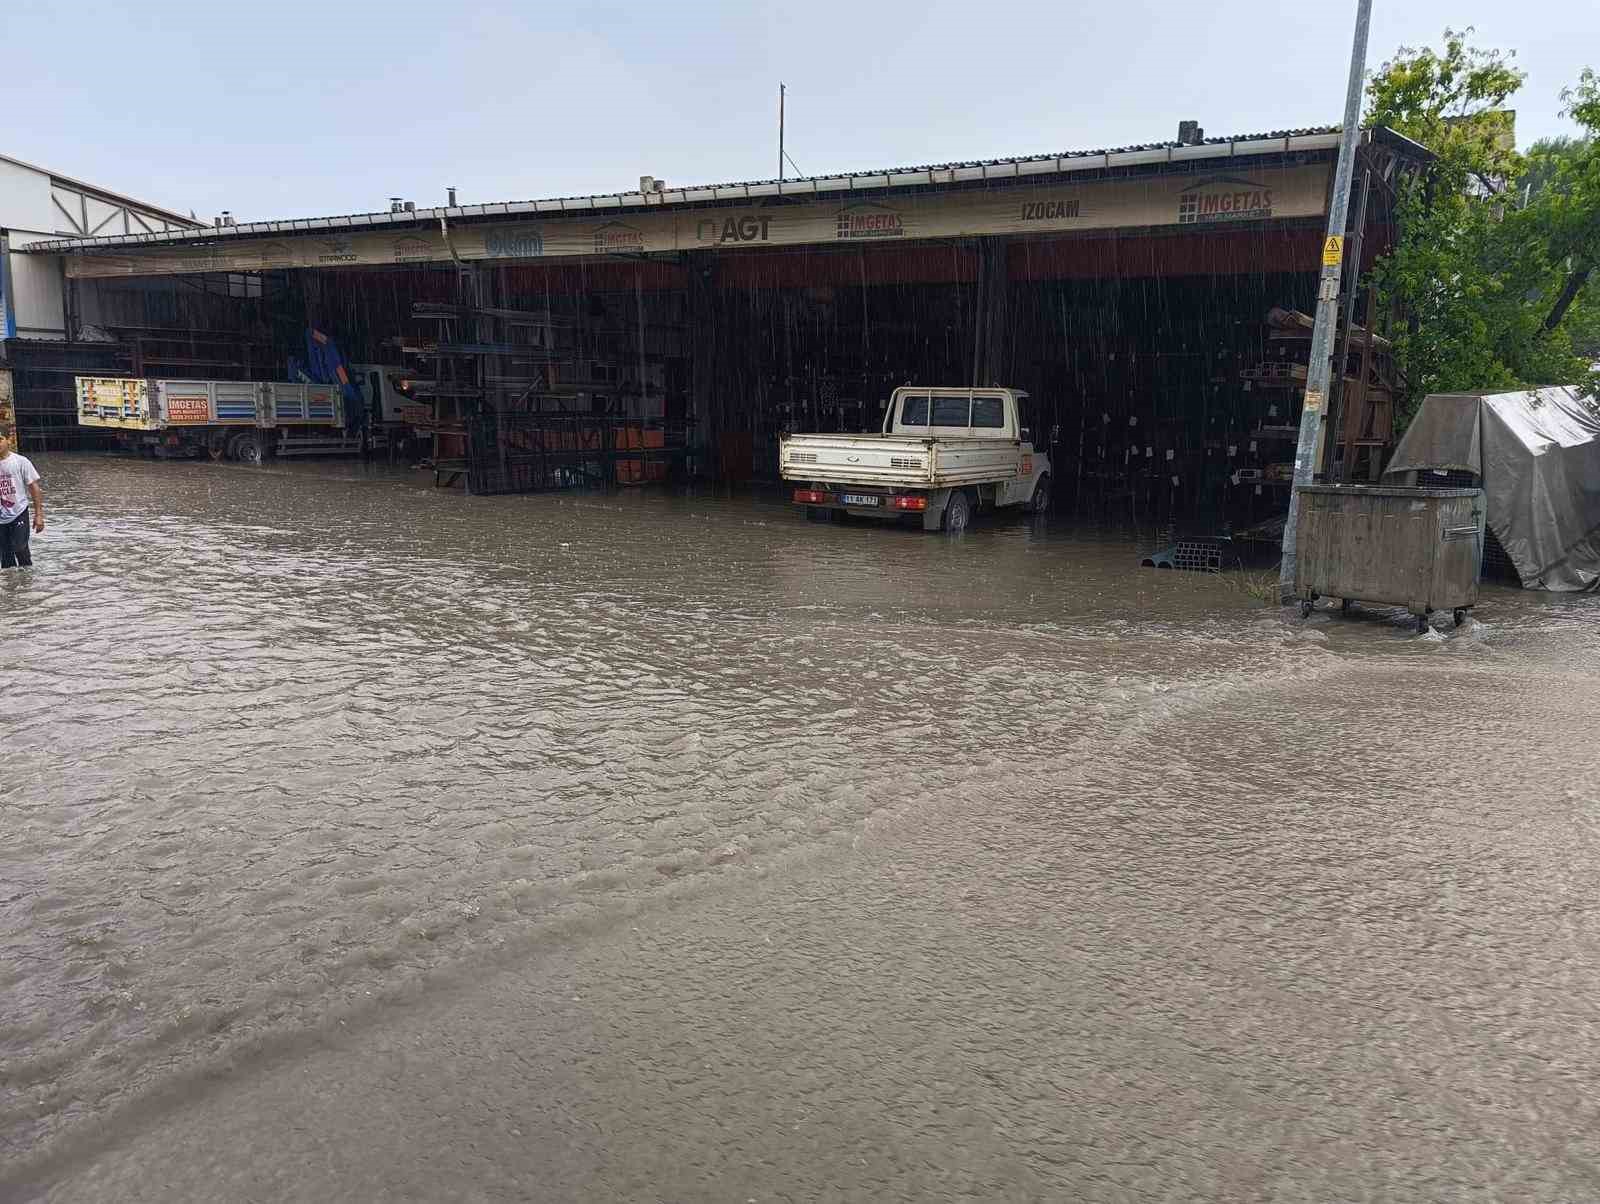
left=5, top=454, right=1600, bottom=1201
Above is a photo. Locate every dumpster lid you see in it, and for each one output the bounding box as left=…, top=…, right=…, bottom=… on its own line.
left=1296, top=484, right=1482, bottom=498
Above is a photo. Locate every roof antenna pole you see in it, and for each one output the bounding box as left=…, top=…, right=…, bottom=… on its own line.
left=1278, top=0, right=1372, bottom=604
left=779, top=83, right=786, bottom=183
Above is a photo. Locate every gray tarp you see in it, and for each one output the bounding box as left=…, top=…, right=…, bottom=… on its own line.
left=1385, top=387, right=1600, bottom=591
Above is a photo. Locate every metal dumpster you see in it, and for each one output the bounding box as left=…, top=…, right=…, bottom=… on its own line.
left=1293, top=484, right=1485, bottom=630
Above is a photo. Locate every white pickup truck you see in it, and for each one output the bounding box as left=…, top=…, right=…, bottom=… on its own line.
left=780, top=386, right=1051, bottom=532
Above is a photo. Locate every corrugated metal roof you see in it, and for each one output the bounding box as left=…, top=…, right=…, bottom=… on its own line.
left=22, top=127, right=1342, bottom=254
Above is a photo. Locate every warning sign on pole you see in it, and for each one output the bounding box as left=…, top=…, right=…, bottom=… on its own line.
left=1322, top=235, right=1344, bottom=267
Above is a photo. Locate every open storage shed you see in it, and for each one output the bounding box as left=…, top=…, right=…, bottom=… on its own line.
left=14, top=123, right=1428, bottom=527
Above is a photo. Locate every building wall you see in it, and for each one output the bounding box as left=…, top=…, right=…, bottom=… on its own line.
left=6, top=228, right=66, bottom=337
left=2, top=156, right=67, bottom=339
left=0, top=157, right=58, bottom=233
left=0, top=159, right=48, bottom=337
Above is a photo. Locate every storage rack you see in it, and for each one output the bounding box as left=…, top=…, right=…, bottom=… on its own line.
left=1234, top=305, right=1397, bottom=495
left=405, top=291, right=693, bottom=492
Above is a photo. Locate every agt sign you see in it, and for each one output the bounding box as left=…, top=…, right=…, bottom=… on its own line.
left=696, top=214, right=775, bottom=244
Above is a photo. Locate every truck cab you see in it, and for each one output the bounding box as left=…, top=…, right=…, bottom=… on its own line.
left=351, top=364, right=418, bottom=425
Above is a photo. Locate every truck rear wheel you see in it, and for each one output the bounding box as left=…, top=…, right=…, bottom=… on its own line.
left=235, top=433, right=267, bottom=466
left=1029, top=474, right=1052, bottom=515
left=943, top=488, right=973, bottom=534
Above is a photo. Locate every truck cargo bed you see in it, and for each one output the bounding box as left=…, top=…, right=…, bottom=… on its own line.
left=780, top=433, right=1023, bottom=489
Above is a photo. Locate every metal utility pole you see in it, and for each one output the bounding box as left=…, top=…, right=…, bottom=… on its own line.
left=779, top=84, right=786, bottom=183
left=1278, top=0, right=1373, bottom=602
left=1319, top=163, right=1373, bottom=481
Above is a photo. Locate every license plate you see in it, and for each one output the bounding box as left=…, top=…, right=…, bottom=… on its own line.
left=841, top=493, right=880, bottom=507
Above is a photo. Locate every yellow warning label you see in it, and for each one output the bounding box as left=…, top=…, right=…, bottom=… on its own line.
left=1322, top=235, right=1344, bottom=267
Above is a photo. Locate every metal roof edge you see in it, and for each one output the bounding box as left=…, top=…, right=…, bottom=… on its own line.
left=19, top=126, right=1344, bottom=255
left=1367, top=124, right=1437, bottom=162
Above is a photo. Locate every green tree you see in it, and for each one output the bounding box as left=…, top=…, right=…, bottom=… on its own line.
left=1366, top=32, right=1598, bottom=421
left=1520, top=135, right=1585, bottom=202
left=1527, top=71, right=1599, bottom=339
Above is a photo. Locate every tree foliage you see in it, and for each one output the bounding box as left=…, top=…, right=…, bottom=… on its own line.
left=1366, top=31, right=1598, bottom=421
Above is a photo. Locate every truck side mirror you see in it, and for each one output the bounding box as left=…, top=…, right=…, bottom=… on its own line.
left=1020, top=427, right=1033, bottom=444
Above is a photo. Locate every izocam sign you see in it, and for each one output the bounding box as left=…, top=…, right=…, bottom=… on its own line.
left=60, top=163, right=1331, bottom=279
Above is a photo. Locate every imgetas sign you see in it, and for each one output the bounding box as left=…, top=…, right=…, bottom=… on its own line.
left=835, top=203, right=905, bottom=239
left=60, top=162, right=1331, bottom=278
left=592, top=222, right=645, bottom=254
left=1176, top=176, right=1277, bottom=224
left=165, top=393, right=211, bottom=424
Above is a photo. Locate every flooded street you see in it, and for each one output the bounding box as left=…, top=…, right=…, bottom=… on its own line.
left=6, top=454, right=1600, bottom=1201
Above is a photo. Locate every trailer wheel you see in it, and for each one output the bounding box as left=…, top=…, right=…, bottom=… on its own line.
left=943, top=488, right=973, bottom=534
left=1300, top=600, right=1313, bottom=619
left=1028, top=473, right=1052, bottom=515
left=235, top=433, right=267, bottom=466
left=1453, top=608, right=1467, bottom=627
left=1416, top=613, right=1430, bottom=634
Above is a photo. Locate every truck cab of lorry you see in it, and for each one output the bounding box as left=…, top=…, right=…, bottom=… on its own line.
left=351, top=364, right=417, bottom=425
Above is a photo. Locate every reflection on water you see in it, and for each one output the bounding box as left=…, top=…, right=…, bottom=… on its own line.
left=4, top=454, right=1600, bottom=1199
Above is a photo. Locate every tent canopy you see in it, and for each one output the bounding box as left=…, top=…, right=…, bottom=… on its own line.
left=1385, top=387, right=1600, bottom=591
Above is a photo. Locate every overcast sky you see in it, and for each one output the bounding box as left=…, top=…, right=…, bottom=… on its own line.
left=4, top=0, right=1594, bottom=222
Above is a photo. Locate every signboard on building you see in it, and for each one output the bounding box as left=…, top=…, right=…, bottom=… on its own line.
left=1176, top=175, right=1279, bottom=224
left=60, top=163, right=1332, bottom=279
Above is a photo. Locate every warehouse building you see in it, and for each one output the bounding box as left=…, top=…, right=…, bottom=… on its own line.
left=11, top=123, right=1428, bottom=526
left=0, top=153, right=204, bottom=444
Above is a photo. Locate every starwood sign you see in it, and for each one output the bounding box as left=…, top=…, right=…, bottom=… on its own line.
left=62, top=164, right=1329, bottom=279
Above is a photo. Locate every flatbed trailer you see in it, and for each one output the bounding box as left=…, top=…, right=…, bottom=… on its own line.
left=77, top=376, right=362, bottom=462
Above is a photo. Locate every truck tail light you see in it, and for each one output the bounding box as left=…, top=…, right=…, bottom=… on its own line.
left=793, top=489, right=832, bottom=505
left=890, top=495, right=928, bottom=511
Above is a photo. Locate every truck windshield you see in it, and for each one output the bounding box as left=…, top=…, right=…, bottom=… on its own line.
left=931, top=396, right=970, bottom=426
left=898, top=393, right=1005, bottom=430
left=971, top=396, right=1004, bottom=428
